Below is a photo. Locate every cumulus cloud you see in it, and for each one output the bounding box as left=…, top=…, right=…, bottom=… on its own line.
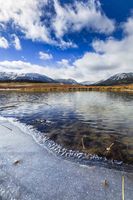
left=73, top=15, right=133, bottom=81
left=123, top=15, right=133, bottom=35
left=0, top=14, right=133, bottom=82
left=0, top=59, right=78, bottom=80
left=0, top=0, right=51, bottom=43
left=12, top=34, right=22, bottom=50
left=0, top=60, right=45, bottom=73
left=0, top=35, right=22, bottom=50
left=0, top=37, right=9, bottom=48
left=57, top=59, right=70, bottom=67
left=53, top=0, right=115, bottom=38
left=39, top=51, right=53, bottom=60
left=0, top=60, right=75, bottom=80
left=0, top=0, right=115, bottom=48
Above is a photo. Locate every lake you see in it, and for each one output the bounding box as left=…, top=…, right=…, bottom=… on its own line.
left=0, top=91, right=133, bottom=169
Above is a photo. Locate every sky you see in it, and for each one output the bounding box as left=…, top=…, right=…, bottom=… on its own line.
left=0, top=0, right=133, bottom=82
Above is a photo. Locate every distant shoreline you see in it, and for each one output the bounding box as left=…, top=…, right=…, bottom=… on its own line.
left=0, top=82, right=133, bottom=93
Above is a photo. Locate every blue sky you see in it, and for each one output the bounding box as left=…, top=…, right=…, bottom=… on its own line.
left=0, top=0, right=133, bottom=82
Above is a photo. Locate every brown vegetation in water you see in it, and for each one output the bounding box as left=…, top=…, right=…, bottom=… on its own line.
left=0, top=82, right=133, bottom=93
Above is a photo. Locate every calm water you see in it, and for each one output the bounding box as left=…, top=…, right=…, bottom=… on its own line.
left=0, top=91, right=133, bottom=168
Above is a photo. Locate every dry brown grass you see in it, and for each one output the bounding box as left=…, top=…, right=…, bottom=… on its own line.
left=0, top=82, right=133, bottom=93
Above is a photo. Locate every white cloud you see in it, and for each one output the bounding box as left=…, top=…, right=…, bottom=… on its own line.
left=0, top=0, right=115, bottom=48
left=12, top=34, right=22, bottom=50
left=0, top=59, right=77, bottom=80
left=0, top=37, right=9, bottom=48
left=0, top=0, right=51, bottom=43
left=123, top=15, right=133, bottom=35
left=53, top=0, right=115, bottom=38
left=57, top=59, right=70, bottom=67
left=39, top=51, right=53, bottom=60
left=0, top=60, right=47, bottom=74
left=58, top=39, right=78, bottom=49
left=0, top=34, right=22, bottom=50
left=72, top=15, right=133, bottom=81
left=0, top=15, right=133, bottom=82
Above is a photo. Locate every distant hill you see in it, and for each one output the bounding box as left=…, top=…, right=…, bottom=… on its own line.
left=0, top=72, right=56, bottom=83
left=0, top=72, right=133, bottom=86
left=80, top=81, right=93, bottom=86
left=0, top=72, right=79, bottom=84
left=94, top=73, right=133, bottom=86
left=55, top=78, right=78, bottom=85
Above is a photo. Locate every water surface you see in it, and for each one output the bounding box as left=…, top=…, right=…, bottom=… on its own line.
left=0, top=91, right=133, bottom=168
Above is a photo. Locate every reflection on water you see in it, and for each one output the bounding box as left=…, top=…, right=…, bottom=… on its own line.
left=0, top=91, right=133, bottom=167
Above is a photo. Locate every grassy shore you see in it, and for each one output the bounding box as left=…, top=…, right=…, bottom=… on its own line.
left=0, top=82, right=133, bottom=93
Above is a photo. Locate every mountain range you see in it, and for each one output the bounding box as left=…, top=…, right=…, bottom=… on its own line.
left=0, top=72, right=133, bottom=86
left=55, top=79, right=78, bottom=85
left=80, top=81, right=94, bottom=85
left=0, top=72, right=56, bottom=83
left=94, top=73, right=133, bottom=86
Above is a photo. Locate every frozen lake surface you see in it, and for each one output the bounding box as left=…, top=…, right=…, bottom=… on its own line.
left=0, top=119, right=133, bottom=200
left=0, top=91, right=133, bottom=167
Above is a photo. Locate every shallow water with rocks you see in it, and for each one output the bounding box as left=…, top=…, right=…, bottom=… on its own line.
left=0, top=91, right=133, bottom=169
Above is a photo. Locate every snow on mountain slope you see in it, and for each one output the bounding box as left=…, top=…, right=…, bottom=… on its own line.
left=94, top=73, right=133, bottom=86
left=80, top=81, right=94, bottom=86
left=0, top=72, right=56, bottom=83
left=55, top=79, right=78, bottom=85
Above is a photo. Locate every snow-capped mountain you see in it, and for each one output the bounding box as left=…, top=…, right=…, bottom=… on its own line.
left=55, top=78, right=78, bottom=85
left=0, top=72, right=133, bottom=85
left=94, top=73, right=133, bottom=86
left=80, top=81, right=94, bottom=86
left=0, top=72, right=56, bottom=83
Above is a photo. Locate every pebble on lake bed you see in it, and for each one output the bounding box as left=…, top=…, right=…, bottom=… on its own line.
left=13, top=160, right=22, bottom=165
left=102, top=179, right=109, bottom=187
